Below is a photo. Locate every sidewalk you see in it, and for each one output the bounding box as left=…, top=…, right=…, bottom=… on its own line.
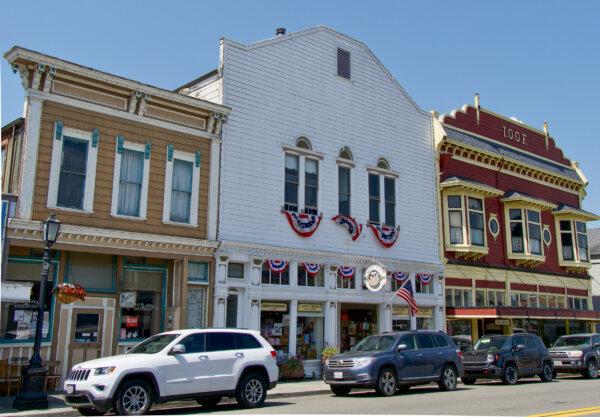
left=0, top=380, right=331, bottom=417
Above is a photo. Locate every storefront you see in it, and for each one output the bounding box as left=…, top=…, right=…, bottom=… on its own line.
left=260, top=301, right=290, bottom=355
left=340, top=304, right=377, bottom=352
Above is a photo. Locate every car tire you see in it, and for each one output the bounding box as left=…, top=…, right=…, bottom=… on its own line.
left=114, top=379, right=153, bottom=416
left=196, top=395, right=222, bottom=408
left=76, top=408, right=105, bottom=416
left=583, top=360, right=598, bottom=379
left=375, top=368, right=397, bottom=396
left=397, top=384, right=411, bottom=393
left=553, top=371, right=558, bottom=379
left=502, top=363, right=518, bottom=385
left=438, top=365, right=458, bottom=391
left=235, top=373, right=267, bottom=408
left=461, top=376, right=477, bottom=385
left=330, top=385, right=352, bottom=396
left=539, top=362, right=553, bottom=382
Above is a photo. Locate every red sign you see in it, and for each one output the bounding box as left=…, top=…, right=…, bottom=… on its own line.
left=124, top=316, right=139, bottom=328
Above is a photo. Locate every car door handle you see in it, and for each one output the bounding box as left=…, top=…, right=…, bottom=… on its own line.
left=417, top=354, right=424, bottom=357
left=235, top=352, right=245, bottom=359
left=437, top=352, right=443, bottom=355
left=198, top=355, right=209, bottom=360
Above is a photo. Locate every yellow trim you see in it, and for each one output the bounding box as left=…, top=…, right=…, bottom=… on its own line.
left=501, top=194, right=557, bottom=211
left=503, top=205, right=546, bottom=264
left=553, top=208, right=600, bottom=222
left=442, top=189, right=489, bottom=255
left=554, top=218, right=592, bottom=269
left=440, top=177, right=503, bottom=197
left=525, top=406, right=600, bottom=417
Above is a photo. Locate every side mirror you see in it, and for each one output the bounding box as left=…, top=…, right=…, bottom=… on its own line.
left=593, top=343, right=600, bottom=348
left=169, top=344, right=186, bottom=355
left=515, top=344, right=526, bottom=351
left=396, top=344, right=408, bottom=352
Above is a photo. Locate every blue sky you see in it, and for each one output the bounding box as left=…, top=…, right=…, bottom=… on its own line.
left=2, top=1, right=599, bottom=227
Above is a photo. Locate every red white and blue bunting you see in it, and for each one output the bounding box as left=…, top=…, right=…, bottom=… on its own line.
left=303, top=263, right=321, bottom=276
left=338, top=266, right=355, bottom=278
left=331, top=215, right=362, bottom=241
left=283, top=210, right=322, bottom=237
left=369, top=224, right=400, bottom=248
left=391, top=271, right=410, bottom=283
left=267, top=260, right=288, bottom=273
left=416, top=273, right=433, bottom=285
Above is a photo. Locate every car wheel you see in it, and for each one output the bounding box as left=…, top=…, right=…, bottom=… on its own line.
left=114, top=379, right=153, bottom=416
left=539, top=362, right=553, bottom=382
left=461, top=376, right=477, bottom=385
left=502, top=364, right=518, bottom=385
left=438, top=365, right=458, bottom=391
left=553, top=371, right=558, bottom=379
left=235, top=373, right=267, bottom=408
left=583, top=360, right=598, bottom=379
left=375, top=368, right=397, bottom=396
left=330, top=385, right=352, bottom=396
left=76, top=408, right=105, bottom=416
left=196, top=395, right=222, bottom=408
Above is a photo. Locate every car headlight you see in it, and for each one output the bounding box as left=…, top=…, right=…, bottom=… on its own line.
left=94, top=366, right=116, bottom=375
left=486, top=354, right=494, bottom=363
left=324, top=358, right=330, bottom=366
left=354, top=357, right=373, bottom=367
left=568, top=350, right=583, bottom=358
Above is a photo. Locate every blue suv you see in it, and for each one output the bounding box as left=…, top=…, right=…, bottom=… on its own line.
left=323, top=331, right=464, bottom=396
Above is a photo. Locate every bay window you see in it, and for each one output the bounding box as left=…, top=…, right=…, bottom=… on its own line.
left=506, top=208, right=544, bottom=258
left=444, top=193, right=488, bottom=251
left=468, top=197, right=484, bottom=246
left=558, top=220, right=590, bottom=264
left=447, top=196, right=463, bottom=244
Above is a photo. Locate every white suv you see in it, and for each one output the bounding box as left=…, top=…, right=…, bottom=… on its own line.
left=63, top=329, right=279, bottom=416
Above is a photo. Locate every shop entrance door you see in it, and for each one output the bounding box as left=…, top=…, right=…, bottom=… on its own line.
left=339, top=304, right=378, bottom=352
left=68, top=309, right=104, bottom=371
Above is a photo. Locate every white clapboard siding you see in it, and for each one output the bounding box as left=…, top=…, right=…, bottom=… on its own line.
left=216, top=27, right=440, bottom=264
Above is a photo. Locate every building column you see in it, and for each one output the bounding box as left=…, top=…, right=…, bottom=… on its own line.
left=214, top=294, right=227, bottom=327
left=251, top=259, right=262, bottom=286
left=288, top=299, right=298, bottom=355
left=324, top=301, right=338, bottom=348
left=328, top=265, right=338, bottom=290
left=435, top=306, right=445, bottom=331
left=207, top=139, right=221, bottom=241
left=17, top=95, right=43, bottom=220
left=379, top=303, right=392, bottom=333
left=410, top=314, right=417, bottom=330
left=289, top=261, right=298, bottom=287
left=249, top=298, right=261, bottom=331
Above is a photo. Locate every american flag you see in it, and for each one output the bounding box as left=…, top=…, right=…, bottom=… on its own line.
left=396, top=279, right=418, bottom=315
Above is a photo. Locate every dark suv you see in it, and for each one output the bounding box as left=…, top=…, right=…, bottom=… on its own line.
left=461, top=333, right=553, bottom=385
left=323, top=331, right=464, bottom=396
left=549, top=333, right=600, bottom=378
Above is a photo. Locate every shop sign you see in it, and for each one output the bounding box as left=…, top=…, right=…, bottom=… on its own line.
left=364, top=264, right=388, bottom=292
left=495, top=319, right=510, bottom=326
left=502, top=125, right=527, bottom=146
left=418, top=308, right=433, bottom=317
left=393, top=306, right=409, bottom=316
left=124, top=315, right=139, bottom=328
left=261, top=302, right=288, bottom=312
left=298, top=303, right=323, bottom=313
left=120, top=292, right=136, bottom=308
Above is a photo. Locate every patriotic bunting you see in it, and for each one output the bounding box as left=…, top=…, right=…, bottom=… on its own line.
left=267, top=260, right=288, bottom=273
left=369, top=224, right=400, bottom=248
left=303, top=263, right=321, bottom=276
left=338, top=266, right=355, bottom=278
left=416, top=273, right=433, bottom=285
left=283, top=210, right=322, bottom=237
left=391, top=271, right=410, bottom=283
left=331, top=214, right=362, bottom=241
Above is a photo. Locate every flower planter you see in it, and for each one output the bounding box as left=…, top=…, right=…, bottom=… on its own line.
left=57, top=292, right=82, bottom=304
left=54, top=283, right=86, bottom=304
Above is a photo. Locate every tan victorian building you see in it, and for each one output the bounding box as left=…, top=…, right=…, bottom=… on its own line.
left=1, top=47, right=229, bottom=383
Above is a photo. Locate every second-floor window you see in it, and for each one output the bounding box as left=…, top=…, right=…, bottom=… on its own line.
left=559, top=220, right=589, bottom=262
left=170, top=159, right=193, bottom=223
left=111, top=138, right=150, bottom=219
left=508, top=208, right=542, bottom=255
left=445, top=194, right=486, bottom=247
left=304, top=159, right=318, bottom=215
left=298, top=264, right=324, bottom=287
left=283, top=138, right=321, bottom=214
left=338, top=166, right=351, bottom=216
left=384, top=177, right=396, bottom=226
left=284, top=154, right=299, bottom=212
left=468, top=198, right=484, bottom=246
left=447, top=196, right=463, bottom=244
left=261, top=263, right=289, bottom=285
left=368, top=173, right=380, bottom=223
left=58, top=137, right=88, bottom=209
left=162, top=147, right=201, bottom=226
left=368, top=159, right=397, bottom=227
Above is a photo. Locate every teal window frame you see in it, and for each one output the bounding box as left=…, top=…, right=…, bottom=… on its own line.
left=64, top=252, right=116, bottom=293
left=0, top=254, right=59, bottom=344
left=118, top=263, right=167, bottom=343
left=188, top=261, right=209, bottom=284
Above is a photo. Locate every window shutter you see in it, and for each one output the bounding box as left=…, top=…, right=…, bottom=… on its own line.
left=54, top=120, right=63, bottom=141
left=116, top=136, right=124, bottom=154
left=337, top=48, right=351, bottom=79
left=167, top=144, right=174, bottom=161
left=195, top=151, right=202, bottom=168
left=91, top=128, right=99, bottom=148
left=145, top=142, right=151, bottom=159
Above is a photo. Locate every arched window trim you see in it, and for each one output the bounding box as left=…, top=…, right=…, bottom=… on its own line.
left=338, top=146, right=353, bottom=161
left=295, top=136, right=312, bottom=150
left=377, top=158, right=390, bottom=170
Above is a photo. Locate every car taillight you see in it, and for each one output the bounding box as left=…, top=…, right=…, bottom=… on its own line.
left=494, top=354, right=500, bottom=362
left=456, top=349, right=463, bottom=359
left=270, top=351, right=277, bottom=358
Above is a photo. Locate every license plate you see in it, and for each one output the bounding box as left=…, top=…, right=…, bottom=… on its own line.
left=66, top=384, right=75, bottom=394
left=334, top=372, right=343, bottom=380
left=553, top=360, right=562, bottom=366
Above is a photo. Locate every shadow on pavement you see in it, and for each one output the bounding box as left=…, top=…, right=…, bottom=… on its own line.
left=339, top=386, right=472, bottom=398
left=148, top=401, right=295, bottom=415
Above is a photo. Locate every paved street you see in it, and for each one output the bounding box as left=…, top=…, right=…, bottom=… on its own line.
left=146, top=376, right=599, bottom=416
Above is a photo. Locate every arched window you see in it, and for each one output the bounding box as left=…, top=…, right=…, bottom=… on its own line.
left=377, top=158, right=390, bottom=170
left=338, top=147, right=353, bottom=161
left=295, top=136, right=312, bottom=150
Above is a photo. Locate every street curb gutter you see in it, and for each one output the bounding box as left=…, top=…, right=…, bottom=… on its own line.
left=0, top=388, right=333, bottom=417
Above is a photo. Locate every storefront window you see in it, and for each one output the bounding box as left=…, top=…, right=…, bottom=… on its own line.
left=261, top=263, right=289, bottom=285
left=119, top=268, right=164, bottom=340
left=260, top=302, right=289, bottom=355
left=1, top=258, right=56, bottom=341
left=67, top=252, right=114, bottom=292
left=340, top=306, right=377, bottom=352
left=569, top=320, right=588, bottom=334
left=297, top=303, right=324, bottom=360
left=446, top=319, right=472, bottom=339
left=541, top=320, right=567, bottom=347
left=513, top=319, right=540, bottom=334
left=417, top=309, right=434, bottom=330
left=298, top=265, right=324, bottom=287
left=392, top=306, right=410, bottom=331
left=74, top=313, right=100, bottom=342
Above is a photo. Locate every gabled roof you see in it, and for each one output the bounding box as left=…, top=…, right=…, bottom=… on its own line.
left=222, top=25, right=426, bottom=115
left=440, top=176, right=503, bottom=196
left=500, top=191, right=557, bottom=210
left=552, top=205, right=600, bottom=221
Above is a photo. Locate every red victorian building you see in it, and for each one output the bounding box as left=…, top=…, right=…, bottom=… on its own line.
left=433, top=95, right=600, bottom=346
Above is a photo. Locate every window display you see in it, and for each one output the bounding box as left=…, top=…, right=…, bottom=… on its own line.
left=74, top=313, right=100, bottom=342
left=119, top=269, right=164, bottom=340
left=260, top=302, right=289, bottom=355
left=392, top=306, right=410, bottom=331
left=340, top=306, right=377, bottom=352
left=447, top=319, right=472, bottom=338
left=296, top=303, right=324, bottom=360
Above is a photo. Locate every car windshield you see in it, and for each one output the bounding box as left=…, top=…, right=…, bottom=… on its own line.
left=552, top=337, right=590, bottom=348
left=127, top=334, right=180, bottom=354
left=474, top=336, right=512, bottom=351
left=352, top=335, right=396, bottom=352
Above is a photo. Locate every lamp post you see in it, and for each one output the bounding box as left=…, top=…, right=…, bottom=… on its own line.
left=13, top=213, right=61, bottom=410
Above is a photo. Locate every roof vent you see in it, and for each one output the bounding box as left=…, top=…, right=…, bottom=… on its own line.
left=276, top=27, right=286, bottom=36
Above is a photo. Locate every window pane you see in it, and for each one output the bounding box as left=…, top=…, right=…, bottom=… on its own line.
left=305, top=159, right=319, bottom=212
left=57, top=172, right=85, bottom=209
left=227, top=263, right=244, bottom=279
left=449, top=211, right=463, bottom=244
left=576, top=222, right=586, bottom=233
left=475, top=290, right=485, bottom=307
left=447, top=195, right=462, bottom=208
left=469, top=211, right=484, bottom=246
left=180, top=333, right=206, bottom=353
left=369, top=173, right=380, bottom=223
left=527, top=210, right=540, bottom=223
left=511, top=222, right=524, bottom=253
left=560, top=220, right=571, bottom=231
left=170, top=159, right=193, bottom=223
left=305, top=159, right=318, bottom=186
left=285, top=154, right=299, bottom=210
left=528, top=223, right=542, bottom=255
left=384, top=177, right=395, bottom=226
left=369, top=173, right=379, bottom=198
left=189, top=262, right=208, bottom=283
left=338, top=166, right=351, bottom=215
left=446, top=290, right=453, bottom=307
left=207, top=332, right=237, bottom=351
left=118, top=149, right=144, bottom=217
left=69, top=252, right=113, bottom=291
left=463, top=290, right=472, bottom=307
left=468, top=197, right=482, bottom=211
left=61, top=137, right=88, bottom=174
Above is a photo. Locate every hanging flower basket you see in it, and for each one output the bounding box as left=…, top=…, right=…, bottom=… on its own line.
left=54, top=283, right=86, bottom=304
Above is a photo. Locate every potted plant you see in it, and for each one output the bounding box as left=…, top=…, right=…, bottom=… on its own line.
left=277, top=354, right=305, bottom=380
left=54, top=283, right=86, bottom=304
left=321, top=346, right=339, bottom=366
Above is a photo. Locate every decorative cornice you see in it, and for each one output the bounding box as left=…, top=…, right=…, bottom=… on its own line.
left=440, top=177, right=503, bottom=197
left=7, top=219, right=217, bottom=256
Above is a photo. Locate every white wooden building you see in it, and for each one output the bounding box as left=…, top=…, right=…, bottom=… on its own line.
left=178, top=26, right=444, bottom=376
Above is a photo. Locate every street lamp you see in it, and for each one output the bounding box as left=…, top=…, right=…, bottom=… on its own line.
left=13, top=212, right=61, bottom=410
